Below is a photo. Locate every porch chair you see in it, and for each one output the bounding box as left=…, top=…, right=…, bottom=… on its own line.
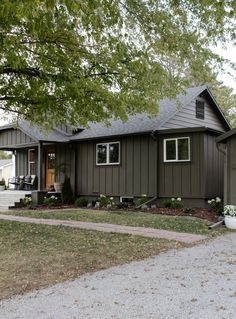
left=23, top=175, right=38, bottom=190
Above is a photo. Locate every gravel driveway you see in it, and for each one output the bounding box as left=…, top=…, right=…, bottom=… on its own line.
left=1, top=232, right=236, bottom=319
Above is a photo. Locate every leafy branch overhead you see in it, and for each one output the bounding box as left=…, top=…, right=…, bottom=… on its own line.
left=0, top=0, right=236, bottom=127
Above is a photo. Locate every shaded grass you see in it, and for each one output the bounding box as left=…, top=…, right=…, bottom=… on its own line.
left=5, top=209, right=226, bottom=236
left=0, top=220, right=182, bottom=300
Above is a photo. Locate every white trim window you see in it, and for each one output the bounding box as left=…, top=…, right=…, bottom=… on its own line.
left=164, top=137, right=190, bottom=162
left=96, top=142, right=120, bottom=165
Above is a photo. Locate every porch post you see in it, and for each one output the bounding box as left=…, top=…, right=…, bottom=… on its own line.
left=38, top=142, right=43, bottom=190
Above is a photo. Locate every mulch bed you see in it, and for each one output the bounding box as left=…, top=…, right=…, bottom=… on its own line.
left=143, top=207, right=220, bottom=223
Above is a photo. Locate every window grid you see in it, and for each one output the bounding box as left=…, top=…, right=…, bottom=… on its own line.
left=96, top=142, right=120, bottom=165
left=164, top=137, right=190, bottom=162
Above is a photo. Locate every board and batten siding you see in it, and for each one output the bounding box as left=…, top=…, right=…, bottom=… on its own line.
left=75, top=135, right=157, bottom=197
left=162, top=94, right=225, bottom=132
left=204, top=133, right=224, bottom=198
left=158, top=132, right=206, bottom=199
left=0, top=129, right=36, bottom=148
left=15, top=149, right=28, bottom=176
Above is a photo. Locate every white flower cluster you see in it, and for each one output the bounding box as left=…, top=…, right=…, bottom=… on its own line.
left=44, top=195, right=58, bottom=200
left=171, top=197, right=182, bottom=201
left=223, top=205, right=236, bottom=217
left=208, top=197, right=221, bottom=204
left=100, top=194, right=106, bottom=198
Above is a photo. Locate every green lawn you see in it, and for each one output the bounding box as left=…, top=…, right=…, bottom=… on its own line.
left=3, top=208, right=226, bottom=236
left=0, top=220, right=182, bottom=300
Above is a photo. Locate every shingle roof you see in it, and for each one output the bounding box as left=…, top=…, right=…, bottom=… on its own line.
left=0, top=85, right=230, bottom=142
left=18, top=121, right=70, bottom=143
left=70, top=85, right=208, bottom=140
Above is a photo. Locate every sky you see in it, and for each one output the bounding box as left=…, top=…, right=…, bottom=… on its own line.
left=214, top=43, right=236, bottom=92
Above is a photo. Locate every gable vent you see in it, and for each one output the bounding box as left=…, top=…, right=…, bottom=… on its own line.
left=196, top=100, right=205, bottom=119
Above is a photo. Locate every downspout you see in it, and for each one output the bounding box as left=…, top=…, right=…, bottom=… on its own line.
left=150, top=130, right=159, bottom=200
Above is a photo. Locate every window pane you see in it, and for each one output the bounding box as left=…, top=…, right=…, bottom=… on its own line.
left=178, top=138, right=189, bottom=160
left=29, top=163, right=35, bottom=175
left=166, top=140, right=176, bottom=160
left=48, top=152, right=55, bottom=169
left=109, top=143, right=119, bottom=163
left=29, top=150, right=35, bottom=162
left=97, top=144, right=107, bottom=164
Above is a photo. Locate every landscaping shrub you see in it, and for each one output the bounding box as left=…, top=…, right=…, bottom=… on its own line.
left=62, top=176, right=74, bottom=204
left=0, top=178, right=5, bottom=186
left=163, top=197, right=184, bottom=209
left=43, top=195, right=59, bottom=206
left=23, top=196, right=32, bottom=207
left=99, top=194, right=115, bottom=208
left=136, top=194, right=149, bottom=206
left=183, top=207, right=196, bottom=214
left=75, top=197, right=88, bottom=207
left=116, top=202, right=129, bottom=209
left=208, top=197, right=223, bottom=215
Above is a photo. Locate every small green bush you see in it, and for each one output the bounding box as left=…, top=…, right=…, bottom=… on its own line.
left=43, top=195, right=58, bottom=206
left=75, top=197, right=88, bottom=207
left=62, top=176, right=74, bottom=204
left=23, top=196, right=32, bottom=207
left=183, top=207, right=195, bottom=214
left=163, top=197, right=184, bottom=209
left=136, top=194, right=149, bottom=206
left=0, top=178, right=5, bottom=186
left=99, top=194, right=115, bottom=208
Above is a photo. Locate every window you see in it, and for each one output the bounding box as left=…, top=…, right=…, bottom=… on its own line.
left=28, top=149, right=36, bottom=174
left=164, top=137, right=190, bottom=162
left=47, top=151, right=56, bottom=169
left=96, top=142, right=120, bottom=165
left=196, top=100, right=205, bottom=119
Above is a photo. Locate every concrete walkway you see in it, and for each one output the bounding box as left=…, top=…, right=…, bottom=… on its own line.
left=0, top=214, right=207, bottom=243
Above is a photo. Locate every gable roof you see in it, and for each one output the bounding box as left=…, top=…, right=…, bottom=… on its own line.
left=70, top=85, right=230, bottom=140
left=0, top=85, right=231, bottom=143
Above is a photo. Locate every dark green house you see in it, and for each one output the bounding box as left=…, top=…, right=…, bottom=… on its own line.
left=0, top=85, right=231, bottom=207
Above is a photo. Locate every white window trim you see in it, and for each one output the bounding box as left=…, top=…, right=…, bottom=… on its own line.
left=96, top=142, right=120, bottom=165
left=28, top=149, right=36, bottom=174
left=164, top=137, right=190, bottom=162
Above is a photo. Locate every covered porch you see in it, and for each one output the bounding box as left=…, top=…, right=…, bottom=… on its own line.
left=0, top=121, right=74, bottom=193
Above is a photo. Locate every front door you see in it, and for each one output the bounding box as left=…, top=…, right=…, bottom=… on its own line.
left=45, top=150, right=56, bottom=190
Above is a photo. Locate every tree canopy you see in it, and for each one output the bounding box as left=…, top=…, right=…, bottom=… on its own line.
left=0, top=0, right=236, bottom=128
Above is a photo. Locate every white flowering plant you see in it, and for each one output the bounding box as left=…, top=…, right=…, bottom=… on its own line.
left=23, top=196, right=32, bottom=207
left=98, top=194, right=115, bottom=208
left=163, top=197, right=183, bottom=209
left=223, top=205, right=236, bottom=217
left=207, top=197, right=223, bottom=215
left=43, top=195, right=59, bottom=206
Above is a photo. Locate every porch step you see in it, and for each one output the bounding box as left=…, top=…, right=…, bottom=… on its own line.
left=0, top=191, right=31, bottom=210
